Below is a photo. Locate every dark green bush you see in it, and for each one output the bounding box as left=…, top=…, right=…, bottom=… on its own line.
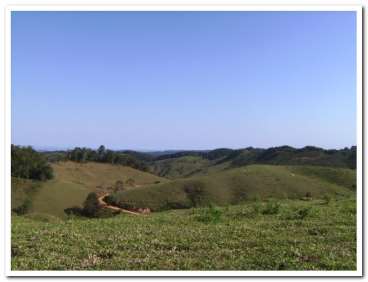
left=104, top=194, right=119, bottom=206
left=83, top=192, right=100, bottom=217
left=261, top=201, right=280, bottom=215
left=65, top=193, right=118, bottom=218
left=12, top=198, right=32, bottom=215
left=195, top=204, right=222, bottom=224
left=95, top=208, right=119, bottom=218
left=64, top=206, right=84, bottom=216
left=11, top=145, right=53, bottom=181
left=184, top=181, right=207, bottom=207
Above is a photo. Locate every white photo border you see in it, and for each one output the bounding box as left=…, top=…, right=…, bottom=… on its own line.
left=4, top=4, right=363, bottom=277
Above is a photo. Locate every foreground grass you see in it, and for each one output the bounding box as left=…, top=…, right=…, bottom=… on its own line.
left=12, top=197, right=356, bottom=271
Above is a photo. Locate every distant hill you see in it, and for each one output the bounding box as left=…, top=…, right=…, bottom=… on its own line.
left=39, top=145, right=356, bottom=179
left=108, top=164, right=355, bottom=212
left=147, top=146, right=356, bottom=178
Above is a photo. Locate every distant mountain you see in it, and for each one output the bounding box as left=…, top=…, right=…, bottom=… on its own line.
left=147, top=146, right=357, bottom=178
left=35, top=145, right=357, bottom=178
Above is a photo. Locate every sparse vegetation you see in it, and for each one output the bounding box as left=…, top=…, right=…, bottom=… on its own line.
left=113, top=180, right=125, bottom=193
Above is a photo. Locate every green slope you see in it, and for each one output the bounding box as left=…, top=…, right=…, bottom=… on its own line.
left=11, top=178, right=41, bottom=211
left=111, top=165, right=355, bottom=211
left=288, top=166, right=356, bottom=191
left=13, top=161, right=168, bottom=217
left=31, top=181, right=89, bottom=217
left=149, top=156, right=211, bottom=179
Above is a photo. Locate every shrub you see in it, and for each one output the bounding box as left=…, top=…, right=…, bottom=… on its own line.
left=183, top=181, right=207, bottom=207
left=83, top=192, right=99, bottom=217
left=66, top=193, right=119, bottom=218
left=295, top=207, right=311, bottom=220
left=195, top=204, right=222, bottom=224
left=64, top=206, right=84, bottom=216
left=95, top=208, right=119, bottom=218
left=12, top=198, right=32, bottom=215
left=283, top=207, right=312, bottom=220
left=104, top=194, right=119, bottom=206
left=261, top=201, right=280, bottom=215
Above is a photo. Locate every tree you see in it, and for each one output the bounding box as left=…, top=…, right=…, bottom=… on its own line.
left=83, top=192, right=99, bottom=217
left=11, top=145, right=54, bottom=181
left=97, top=145, right=106, bottom=161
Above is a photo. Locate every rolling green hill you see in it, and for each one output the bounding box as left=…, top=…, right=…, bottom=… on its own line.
left=108, top=165, right=355, bottom=212
left=150, top=156, right=212, bottom=179
left=145, top=146, right=356, bottom=179
left=12, top=160, right=356, bottom=218
left=13, top=161, right=167, bottom=217
left=52, top=161, right=166, bottom=189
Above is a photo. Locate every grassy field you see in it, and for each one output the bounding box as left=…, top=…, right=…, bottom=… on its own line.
left=52, top=161, right=167, bottom=189
left=111, top=165, right=355, bottom=211
left=12, top=196, right=356, bottom=270
left=31, top=181, right=89, bottom=217
left=15, top=161, right=167, bottom=217
left=11, top=178, right=41, bottom=211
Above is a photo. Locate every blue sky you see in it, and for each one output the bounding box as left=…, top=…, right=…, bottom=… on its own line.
left=12, top=11, right=356, bottom=150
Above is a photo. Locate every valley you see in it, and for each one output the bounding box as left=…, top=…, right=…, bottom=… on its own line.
left=10, top=145, right=358, bottom=270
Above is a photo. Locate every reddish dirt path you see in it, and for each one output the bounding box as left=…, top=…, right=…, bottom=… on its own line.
left=97, top=192, right=144, bottom=216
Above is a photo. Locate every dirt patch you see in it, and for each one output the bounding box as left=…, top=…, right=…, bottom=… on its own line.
left=96, top=192, right=150, bottom=216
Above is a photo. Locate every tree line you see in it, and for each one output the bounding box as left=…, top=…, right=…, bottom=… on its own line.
left=65, top=145, right=149, bottom=171
left=11, top=145, right=53, bottom=181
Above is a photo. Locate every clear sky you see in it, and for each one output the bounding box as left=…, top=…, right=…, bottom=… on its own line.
left=12, top=11, right=357, bottom=150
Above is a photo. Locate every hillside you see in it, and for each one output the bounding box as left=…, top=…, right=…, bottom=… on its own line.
left=52, top=161, right=166, bottom=189
left=15, top=161, right=167, bottom=217
left=42, top=145, right=357, bottom=180
left=108, top=165, right=355, bottom=211
left=11, top=178, right=41, bottom=212
left=150, top=156, right=212, bottom=179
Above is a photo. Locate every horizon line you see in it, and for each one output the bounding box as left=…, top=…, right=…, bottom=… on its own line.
left=11, top=143, right=357, bottom=152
